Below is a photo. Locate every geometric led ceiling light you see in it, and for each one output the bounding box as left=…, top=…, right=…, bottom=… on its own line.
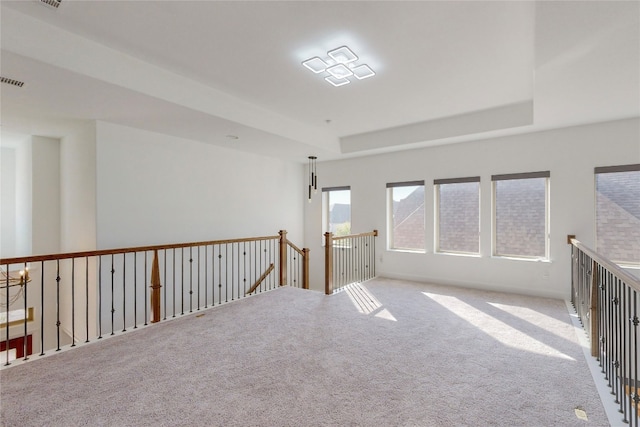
left=351, top=64, right=375, bottom=80
left=325, top=75, right=350, bottom=87
left=302, top=57, right=329, bottom=73
left=302, top=45, right=375, bottom=87
left=328, top=46, right=358, bottom=64
left=326, top=64, right=353, bottom=79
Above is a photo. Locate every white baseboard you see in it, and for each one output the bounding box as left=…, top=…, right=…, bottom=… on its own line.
left=378, top=271, right=567, bottom=300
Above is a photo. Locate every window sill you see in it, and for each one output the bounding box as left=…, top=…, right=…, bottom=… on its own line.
left=492, top=255, right=551, bottom=263
left=387, top=248, right=426, bottom=254
left=616, top=263, right=640, bottom=270
left=435, top=251, right=481, bottom=258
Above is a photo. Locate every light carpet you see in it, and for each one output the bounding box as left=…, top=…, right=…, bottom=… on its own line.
left=0, top=278, right=608, bottom=426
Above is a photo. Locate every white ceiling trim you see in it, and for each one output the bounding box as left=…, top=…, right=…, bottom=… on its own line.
left=341, top=101, right=534, bottom=154
left=1, top=7, right=339, bottom=154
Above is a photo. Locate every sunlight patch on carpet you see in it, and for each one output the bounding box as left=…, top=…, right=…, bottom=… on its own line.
left=488, top=302, right=573, bottom=339
left=374, top=308, right=397, bottom=321
left=423, top=292, right=575, bottom=361
left=346, top=284, right=397, bottom=321
left=346, top=283, right=381, bottom=314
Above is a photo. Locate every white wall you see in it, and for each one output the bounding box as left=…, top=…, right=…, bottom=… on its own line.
left=95, top=122, right=304, bottom=248
left=31, top=136, right=64, bottom=350
left=14, top=140, right=32, bottom=257
left=59, top=123, right=97, bottom=345
left=95, top=122, right=305, bottom=328
left=1, top=147, right=17, bottom=257
left=1, top=134, right=67, bottom=351
left=305, top=118, right=640, bottom=299
left=5, top=119, right=307, bottom=349
left=31, top=136, right=61, bottom=255
left=60, top=122, right=97, bottom=253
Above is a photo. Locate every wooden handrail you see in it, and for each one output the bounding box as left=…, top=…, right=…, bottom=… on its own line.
left=246, top=263, right=275, bottom=295
left=0, top=230, right=310, bottom=363
left=0, top=234, right=280, bottom=265
left=568, top=236, right=640, bottom=291
left=278, top=231, right=310, bottom=289
left=332, top=230, right=378, bottom=241
left=287, top=241, right=305, bottom=255
left=325, top=229, right=378, bottom=294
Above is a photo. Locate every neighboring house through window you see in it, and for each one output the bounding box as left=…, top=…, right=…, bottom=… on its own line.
left=323, top=186, right=351, bottom=237
left=435, top=177, right=480, bottom=255
left=595, top=164, right=640, bottom=266
left=492, top=171, right=550, bottom=259
left=387, top=181, right=425, bottom=251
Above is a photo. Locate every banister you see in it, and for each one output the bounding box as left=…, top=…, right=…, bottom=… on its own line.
left=332, top=229, right=378, bottom=241
left=324, top=232, right=333, bottom=295
left=286, top=241, right=305, bottom=255
left=569, top=234, right=640, bottom=424
left=325, top=229, right=378, bottom=294
left=0, top=234, right=280, bottom=265
left=302, top=248, right=310, bottom=290
left=246, top=263, right=275, bottom=295
left=568, top=235, right=640, bottom=291
left=1, top=230, right=310, bottom=368
left=150, top=250, right=161, bottom=324
left=279, top=230, right=287, bottom=287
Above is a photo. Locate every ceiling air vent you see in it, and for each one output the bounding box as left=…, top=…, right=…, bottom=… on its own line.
left=1, top=77, right=25, bottom=88
left=39, top=0, right=61, bottom=8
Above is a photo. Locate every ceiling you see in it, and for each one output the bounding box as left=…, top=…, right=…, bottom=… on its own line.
left=1, top=1, right=638, bottom=162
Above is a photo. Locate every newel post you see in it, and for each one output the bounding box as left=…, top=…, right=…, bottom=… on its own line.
left=590, top=259, right=599, bottom=357
left=150, top=249, right=162, bottom=323
left=279, top=230, right=287, bottom=286
left=302, top=248, right=310, bottom=290
left=324, top=232, right=333, bottom=295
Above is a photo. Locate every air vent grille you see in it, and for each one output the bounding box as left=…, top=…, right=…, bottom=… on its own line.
left=40, top=0, right=61, bottom=8
left=1, top=77, right=25, bottom=88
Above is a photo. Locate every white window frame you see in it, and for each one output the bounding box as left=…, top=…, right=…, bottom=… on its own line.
left=322, top=186, right=351, bottom=239
left=386, top=180, right=425, bottom=252
left=434, top=176, right=481, bottom=256
left=594, top=164, right=640, bottom=267
left=492, top=171, right=550, bottom=260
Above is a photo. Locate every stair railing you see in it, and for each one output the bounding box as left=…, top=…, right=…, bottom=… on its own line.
left=0, top=230, right=308, bottom=367
left=569, top=235, right=640, bottom=424
left=324, top=230, right=377, bottom=294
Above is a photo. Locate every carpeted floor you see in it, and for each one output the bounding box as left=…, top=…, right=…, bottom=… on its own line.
left=0, top=278, right=608, bottom=426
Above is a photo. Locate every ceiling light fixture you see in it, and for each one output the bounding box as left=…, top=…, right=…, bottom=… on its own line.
left=325, top=76, right=350, bottom=87
left=328, top=46, right=358, bottom=64
left=326, top=64, right=353, bottom=79
left=351, top=64, right=375, bottom=80
left=302, top=57, right=328, bottom=74
left=308, top=156, right=318, bottom=202
left=302, top=45, right=375, bottom=87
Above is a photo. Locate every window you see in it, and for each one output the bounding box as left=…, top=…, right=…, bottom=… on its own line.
left=387, top=181, right=425, bottom=251
left=492, top=171, right=549, bottom=259
left=435, top=177, right=480, bottom=254
left=595, top=164, right=640, bottom=265
left=323, top=186, right=351, bottom=237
